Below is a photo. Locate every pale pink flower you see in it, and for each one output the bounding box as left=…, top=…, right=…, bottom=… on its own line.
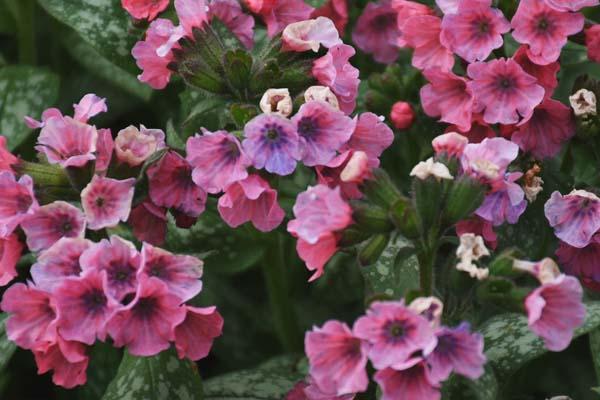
left=72, top=94, right=108, bottom=123
left=342, top=112, right=394, bottom=168
left=107, top=276, right=186, bottom=356
left=114, top=125, right=165, bottom=167
left=21, top=201, right=86, bottom=252
left=545, top=0, right=598, bottom=12
left=0, top=234, right=23, bottom=286
left=435, top=0, right=458, bottom=14
left=432, top=132, right=469, bottom=158
left=33, top=336, right=89, bottom=389
left=81, top=175, right=135, bottom=230
left=121, top=0, right=170, bottom=20
left=132, top=19, right=179, bottom=89
left=0, top=172, right=38, bottom=237
left=95, top=129, right=114, bottom=173
left=282, top=17, right=341, bottom=52
left=440, top=0, right=510, bottom=62
left=24, top=108, right=63, bottom=130
left=511, top=0, right=584, bottom=65
left=402, top=15, right=455, bottom=72
left=217, top=174, right=285, bottom=232
left=544, top=190, right=600, bottom=248
left=352, top=0, right=400, bottom=64
left=460, top=137, right=519, bottom=183
left=175, top=0, right=209, bottom=37
left=174, top=305, right=223, bottom=360
left=260, top=0, right=314, bottom=37
left=305, top=320, right=369, bottom=396
left=0, top=136, right=18, bottom=172
left=374, top=360, right=441, bottom=400
left=36, top=116, right=98, bottom=168
left=467, top=58, right=545, bottom=125
left=128, top=201, right=168, bottom=246
left=476, top=172, right=527, bottom=226
left=209, top=0, right=255, bottom=49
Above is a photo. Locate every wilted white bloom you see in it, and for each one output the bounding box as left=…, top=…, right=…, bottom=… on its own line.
left=409, top=296, right=444, bottom=328
left=546, top=396, right=572, bottom=400
left=524, top=176, right=544, bottom=203
left=304, top=86, right=340, bottom=110
left=513, top=258, right=561, bottom=285
left=569, top=88, right=597, bottom=117
left=456, top=233, right=490, bottom=280
left=259, top=88, right=293, bottom=117
left=410, top=157, right=453, bottom=181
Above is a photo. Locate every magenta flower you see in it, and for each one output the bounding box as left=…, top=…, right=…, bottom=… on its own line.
left=36, top=116, right=98, bottom=168
left=467, top=58, right=545, bottom=125
left=0, top=136, right=18, bottom=172
left=217, top=174, right=285, bottom=232
left=107, top=276, right=186, bottom=356
left=139, top=243, right=203, bottom=302
left=586, top=25, right=600, bottom=63
left=342, top=112, right=394, bottom=168
left=556, top=235, right=600, bottom=291
left=260, top=0, right=314, bottom=37
left=456, top=216, right=498, bottom=249
left=446, top=114, right=495, bottom=143
left=0, top=282, right=58, bottom=350
left=476, top=172, right=527, bottom=226
left=72, top=94, right=108, bottom=123
left=426, top=323, right=486, bottom=381
left=174, top=305, right=224, bottom=361
left=440, top=0, right=510, bottom=62
left=0, top=234, right=23, bottom=286
left=209, top=0, right=255, bottom=48
left=525, top=274, right=585, bottom=351
left=544, top=190, right=600, bottom=248
left=128, top=201, right=168, bottom=246
left=21, top=201, right=86, bottom=252
left=512, top=45, right=560, bottom=97
left=393, top=0, right=434, bottom=47
left=186, top=129, right=250, bottom=194
left=353, top=301, right=437, bottom=370
left=33, top=335, right=89, bottom=389
left=402, top=15, right=455, bottom=72
left=54, top=269, right=118, bottom=345
left=352, top=0, right=399, bottom=64
left=312, top=44, right=360, bottom=115
left=545, top=0, right=598, bottom=12
left=80, top=236, right=142, bottom=301
left=291, top=101, right=355, bottom=166
left=374, top=360, right=441, bottom=400
left=311, top=0, right=349, bottom=34
left=0, top=172, right=38, bottom=237
left=95, top=129, right=114, bottom=173
left=420, top=68, right=474, bottom=131
left=114, top=125, right=165, bottom=167
left=432, top=132, right=469, bottom=158
left=242, top=113, right=301, bottom=176
left=305, top=320, right=369, bottom=396
left=282, top=17, right=341, bottom=52
left=81, top=175, right=135, bottom=230
left=512, top=0, right=584, bottom=65
left=147, top=150, right=207, bottom=218
left=132, top=19, right=179, bottom=89
left=30, top=238, right=92, bottom=292
left=316, top=150, right=368, bottom=200
left=296, top=233, right=340, bottom=282
left=460, top=137, right=519, bottom=183
left=121, top=0, right=170, bottom=20
left=511, top=98, right=575, bottom=159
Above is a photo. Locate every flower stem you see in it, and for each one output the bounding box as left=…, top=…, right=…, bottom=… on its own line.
left=6, top=0, right=37, bottom=65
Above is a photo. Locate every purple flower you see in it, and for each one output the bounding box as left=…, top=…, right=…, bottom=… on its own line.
left=374, top=359, right=441, bottom=400
left=544, top=190, right=600, bottom=248
left=476, top=172, right=527, bottom=226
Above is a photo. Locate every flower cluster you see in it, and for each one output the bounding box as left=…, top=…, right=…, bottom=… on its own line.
left=289, top=298, right=485, bottom=400
left=0, top=95, right=223, bottom=388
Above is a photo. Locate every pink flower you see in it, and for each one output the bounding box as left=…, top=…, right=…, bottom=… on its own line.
left=352, top=1, right=400, bottom=64
left=525, top=274, right=585, bottom=351
left=81, top=175, right=135, bottom=230
left=435, top=0, right=458, bottom=14
left=353, top=301, right=437, bottom=369
left=421, top=68, right=474, bottom=131
left=446, top=114, right=496, bottom=143
left=456, top=216, right=497, bottom=249
left=342, top=113, right=394, bottom=168
left=390, top=102, right=415, bottom=130
left=80, top=236, right=142, bottom=301
left=0, top=136, right=18, bottom=172
left=511, top=0, right=584, bottom=65
left=315, top=151, right=368, bottom=200
left=512, top=45, right=560, bottom=97
left=260, top=0, right=314, bottom=37
left=95, top=129, right=114, bottom=173
left=114, top=125, right=165, bottom=167
left=209, top=0, right=255, bottom=49
left=432, top=132, right=469, bottom=158
left=0, top=234, right=23, bottom=286
left=217, top=174, right=285, bottom=232
left=586, top=25, right=600, bottom=63
left=296, top=233, right=340, bottom=282
left=544, top=190, right=600, bottom=248
left=54, top=269, right=118, bottom=344
left=0, top=172, right=38, bottom=237
left=511, top=98, right=575, bottom=159
left=34, top=336, right=89, bottom=389
left=291, top=101, right=355, bottom=166
left=392, top=0, right=434, bottom=47
left=121, top=0, right=170, bottom=20
left=312, top=44, right=360, bottom=115
left=72, top=94, right=108, bottom=123
left=476, top=172, right=527, bottom=226
left=467, top=58, right=545, bottom=125
left=426, top=322, right=486, bottom=381
left=36, top=116, right=98, bottom=168
left=242, top=0, right=275, bottom=14
left=30, top=238, right=92, bottom=292
left=311, top=0, right=348, bottom=34
left=175, top=0, right=209, bottom=37
left=128, top=201, right=168, bottom=246
left=460, top=137, right=519, bottom=183
left=440, top=0, right=510, bottom=62
left=282, top=17, right=341, bottom=52
left=305, top=320, right=369, bottom=396
left=174, top=305, right=223, bottom=361
left=545, top=0, right=598, bottom=12
left=287, top=379, right=356, bottom=400
left=24, top=108, right=63, bottom=130
left=556, top=234, right=600, bottom=290
left=374, top=360, right=441, bottom=400
left=147, top=150, right=207, bottom=218
left=107, top=276, right=186, bottom=356
left=132, top=19, right=179, bottom=89
left=21, top=201, right=86, bottom=252
left=242, top=113, right=301, bottom=175
left=139, top=243, right=203, bottom=302
left=402, top=15, right=455, bottom=72
left=1, top=282, right=58, bottom=350
left=186, top=129, right=249, bottom=194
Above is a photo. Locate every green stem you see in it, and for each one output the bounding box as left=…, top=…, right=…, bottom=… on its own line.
left=6, top=0, right=36, bottom=65
left=417, top=248, right=435, bottom=296
left=262, top=233, right=302, bottom=353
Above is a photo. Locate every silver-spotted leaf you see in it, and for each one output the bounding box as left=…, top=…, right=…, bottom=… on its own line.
left=0, top=313, right=16, bottom=372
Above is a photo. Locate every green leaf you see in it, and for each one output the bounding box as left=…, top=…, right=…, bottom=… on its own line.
left=77, top=343, right=122, bottom=400
left=37, top=0, right=139, bottom=72
left=480, top=301, right=600, bottom=381
left=0, top=66, right=59, bottom=150
left=203, top=355, right=304, bottom=400
left=101, top=349, right=203, bottom=400
left=590, top=328, right=600, bottom=387
left=360, top=233, right=419, bottom=298
left=0, top=313, right=16, bottom=372
left=443, top=366, right=499, bottom=400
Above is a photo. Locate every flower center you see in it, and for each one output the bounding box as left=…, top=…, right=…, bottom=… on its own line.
left=477, top=20, right=490, bottom=34
left=15, top=193, right=32, bottom=213
left=269, top=95, right=286, bottom=112
left=384, top=320, right=406, bottom=342
left=133, top=297, right=157, bottom=318
left=265, top=128, right=280, bottom=141
left=297, top=117, right=318, bottom=138
left=223, top=139, right=241, bottom=160
left=371, top=13, right=397, bottom=30
left=537, top=17, right=549, bottom=31
left=60, top=220, right=73, bottom=235
left=83, top=289, right=107, bottom=312
left=95, top=197, right=105, bottom=208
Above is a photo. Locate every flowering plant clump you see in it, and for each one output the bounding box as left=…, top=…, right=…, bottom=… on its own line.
left=0, top=0, right=600, bottom=398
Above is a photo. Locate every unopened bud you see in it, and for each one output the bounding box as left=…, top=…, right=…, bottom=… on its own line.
left=352, top=202, right=394, bottom=233
left=390, top=101, right=415, bottom=130
left=358, top=234, right=390, bottom=266
left=443, top=176, right=486, bottom=226
left=259, top=88, right=293, bottom=117
left=304, top=86, right=340, bottom=110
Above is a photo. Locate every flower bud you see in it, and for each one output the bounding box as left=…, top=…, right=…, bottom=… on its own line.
left=360, top=169, right=402, bottom=209
left=389, top=197, right=420, bottom=239
left=569, top=88, right=597, bottom=117
left=115, top=125, right=165, bottom=167
left=390, top=101, right=415, bottom=130
left=442, top=176, right=486, bottom=226
left=412, top=175, right=444, bottom=234
left=352, top=202, right=394, bottom=233
left=304, top=86, right=340, bottom=110
left=358, top=233, right=390, bottom=267
left=259, top=88, right=293, bottom=117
